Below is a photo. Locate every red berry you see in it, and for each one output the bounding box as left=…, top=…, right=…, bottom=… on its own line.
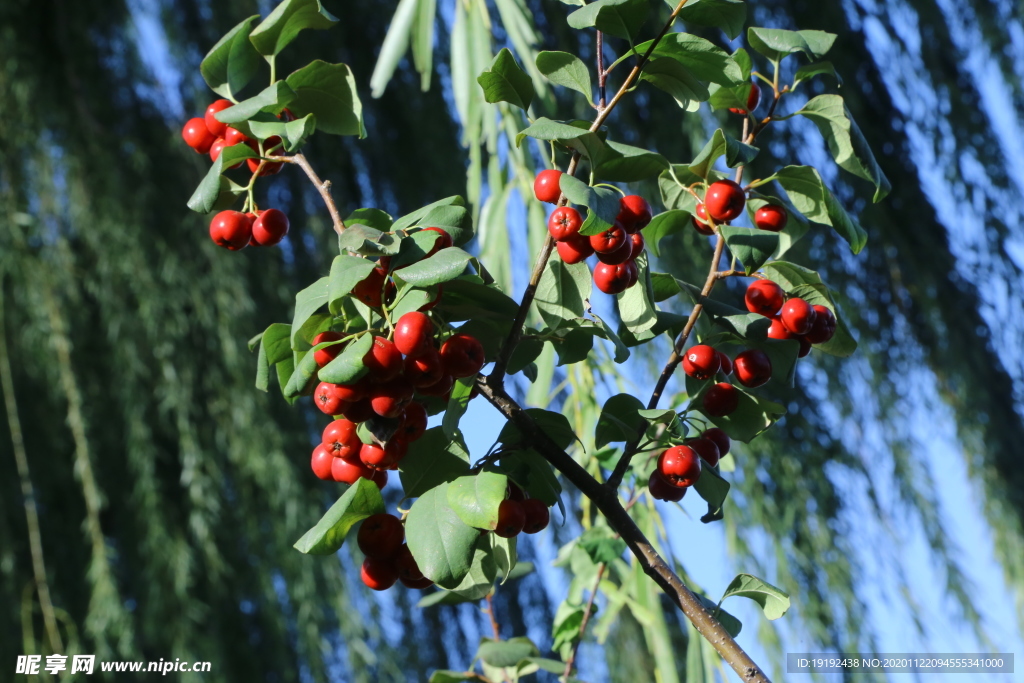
left=495, top=499, right=526, bottom=537
left=657, top=445, right=702, bottom=487
left=397, top=402, right=428, bottom=442
left=223, top=126, right=250, bottom=147
left=396, top=544, right=426, bottom=583
left=359, top=441, right=405, bottom=470
left=692, top=203, right=714, bottom=235
left=247, top=152, right=284, bottom=176
left=322, top=418, right=361, bottom=462
left=204, top=99, right=233, bottom=137
left=754, top=204, right=788, bottom=232
left=331, top=456, right=373, bottom=484
left=704, top=180, right=746, bottom=223
left=717, top=351, right=733, bottom=376
left=369, top=469, right=388, bottom=489
left=311, top=444, right=335, bottom=480
left=595, top=236, right=633, bottom=265
left=682, top=345, right=721, bottom=380
left=589, top=223, right=628, bottom=254
left=628, top=233, right=645, bottom=261
left=342, top=398, right=376, bottom=424
left=556, top=233, right=595, bottom=264
left=745, top=280, right=785, bottom=317
left=507, top=482, right=526, bottom=501
left=767, top=317, right=793, bottom=340
left=624, top=261, right=640, bottom=288
left=312, top=331, right=345, bottom=367
left=593, top=261, right=635, bottom=295
left=182, top=117, right=216, bottom=153
left=209, top=137, right=227, bottom=162
left=418, top=373, right=454, bottom=397
left=404, top=349, right=444, bottom=388
left=729, top=81, right=762, bottom=115
left=547, top=206, right=583, bottom=241
left=805, top=305, right=837, bottom=344
left=250, top=208, right=289, bottom=246
left=648, top=471, right=686, bottom=502
left=422, top=227, right=453, bottom=255
left=440, top=334, right=485, bottom=378
left=533, top=169, right=563, bottom=204
left=335, top=381, right=367, bottom=404
left=209, top=210, right=252, bottom=251
left=357, top=513, right=405, bottom=560
left=521, top=499, right=550, bottom=534
left=351, top=268, right=387, bottom=308
left=617, top=195, right=652, bottom=233
left=703, top=382, right=740, bottom=417
left=369, top=378, right=414, bottom=418
left=394, top=312, right=433, bottom=358
left=780, top=298, right=816, bottom=336
left=360, top=557, right=399, bottom=591
left=797, top=336, right=812, bottom=358
left=733, top=349, right=772, bottom=388
left=687, top=437, right=721, bottom=467
left=702, top=427, right=731, bottom=458
left=314, top=382, right=347, bottom=415
left=364, top=337, right=403, bottom=380
left=401, top=574, right=434, bottom=589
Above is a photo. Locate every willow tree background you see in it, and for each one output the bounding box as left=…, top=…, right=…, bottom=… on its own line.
left=1, top=0, right=1022, bottom=681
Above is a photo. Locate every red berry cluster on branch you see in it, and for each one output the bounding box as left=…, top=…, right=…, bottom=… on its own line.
left=745, top=279, right=837, bottom=357
left=647, top=427, right=730, bottom=502
left=691, top=179, right=789, bottom=235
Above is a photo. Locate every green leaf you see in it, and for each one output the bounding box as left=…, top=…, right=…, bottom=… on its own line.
left=578, top=527, right=627, bottom=563
left=405, top=483, right=481, bottom=589
left=595, top=394, right=645, bottom=448
left=747, top=27, right=837, bottom=61
left=722, top=573, right=791, bottom=620
left=590, top=311, right=631, bottom=363
left=254, top=323, right=292, bottom=391
left=793, top=61, right=842, bottom=87
left=628, top=33, right=745, bottom=86
left=772, top=165, right=867, bottom=253
left=337, top=224, right=401, bottom=257
left=796, top=94, right=891, bottom=201
left=708, top=312, right=771, bottom=341
left=515, top=118, right=606, bottom=161
left=205, top=176, right=248, bottom=213
left=650, top=272, right=682, bottom=302
left=394, top=248, right=473, bottom=286
left=292, top=479, right=384, bottom=554
left=536, top=51, right=593, bottom=105
left=676, top=0, right=746, bottom=40
left=694, top=593, right=743, bottom=637
left=447, top=535, right=499, bottom=600
left=400, top=427, right=472, bottom=497
left=616, top=252, right=657, bottom=334
left=249, top=114, right=316, bottom=152
left=498, top=409, right=577, bottom=451
left=718, top=226, right=779, bottom=275
left=692, top=463, right=730, bottom=518
left=412, top=0, right=437, bottom=91
left=369, top=0, right=418, bottom=98
left=285, top=60, right=365, bottom=137
left=418, top=203, right=474, bottom=247
left=318, top=333, right=373, bottom=384
left=186, top=144, right=258, bottom=214
left=346, top=208, right=394, bottom=232
left=494, top=449, right=562, bottom=508
left=595, top=140, right=670, bottom=183
left=706, top=81, right=751, bottom=112
left=688, top=128, right=759, bottom=179
left=249, top=0, right=338, bottom=56
left=436, top=278, right=519, bottom=322
left=290, top=276, right=330, bottom=348
left=491, top=533, right=517, bottom=583
left=477, top=48, right=534, bottom=110
left=200, top=15, right=262, bottom=99
left=214, top=81, right=296, bottom=128
left=328, top=255, right=377, bottom=315
left=642, top=210, right=691, bottom=257
left=428, top=670, right=476, bottom=683
left=638, top=57, right=708, bottom=109
left=443, top=377, right=475, bottom=442
left=476, top=637, right=540, bottom=668
left=535, top=258, right=591, bottom=329
left=691, top=381, right=786, bottom=443
left=567, top=0, right=648, bottom=41
left=559, top=174, right=622, bottom=235
left=392, top=195, right=466, bottom=231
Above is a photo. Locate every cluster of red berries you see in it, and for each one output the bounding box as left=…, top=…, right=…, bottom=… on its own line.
left=356, top=482, right=551, bottom=592
left=181, top=100, right=292, bottom=250
left=681, top=343, right=771, bottom=418
left=745, top=279, right=837, bottom=357
left=310, top=312, right=485, bottom=485
left=691, top=179, right=788, bottom=235
left=533, top=170, right=651, bottom=295
left=647, top=427, right=731, bottom=502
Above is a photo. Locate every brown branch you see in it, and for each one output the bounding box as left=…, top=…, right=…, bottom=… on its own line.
left=285, top=153, right=346, bottom=236
left=475, top=378, right=771, bottom=683
left=562, top=563, right=606, bottom=680
left=485, top=593, right=502, bottom=641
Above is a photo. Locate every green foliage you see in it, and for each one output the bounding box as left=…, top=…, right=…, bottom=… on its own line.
left=200, top=15, right=262, bottom=99
left=536, top=51, right=593, bottom=105
left=721, top=573, right=791, bottom=620
left=566, top=0, right=649, bottom=41
left=293, top=479, right=385, bottom=554
left=248, top=0, right=339, bottom=56
left=285, top=61, right=366, bottom=137
left=477, top=48, right=535, bottom=110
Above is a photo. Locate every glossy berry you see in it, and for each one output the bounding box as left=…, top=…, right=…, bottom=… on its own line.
left=310, top=444, right=335, bottom=480
left=658, top=445, right=702, bottom=488
left=521, top=499, right=550, bottom=534
left=729, top=81, right=762, bottom=115
left=394, top=311, right=433, bottom=358
left=312, top=331, right=345, bottom=367
left=396, top=545, right=428, bottom=586
left=589, top=223, right=628, bottom=254
left=182, top=118, right=216, bottom=153
left=648, top=471, right=685, bottom=502
left=397, top=402, right=428, bottom=442
left=335, top=381, right=367, bottom=404
left=692, top=203, right=714, bottom=235
left=704, top=180, right=746, bottom=223
left=595, top=236, right=633, bottom=265
left=417, top=373, right=454, bottom=398
left=223, top=127, right=250, bottom=147
left=369, top=378, right=414, bottom=418
left=360, top=557, right=399, bottom=591
left=593, top=261, right=636, bottom=295
left=495, top=499, right=526, bottom=538
left=364, top=337, right=403, bottom=380
left=533, top=169, right=563, bottom=204
left=507, top=482, right=526, bottom=501
left=247, top=152, right=284, bottom=177
left=703, top=382, right=740, bottom=417
left=351, top=268, right=387, bottom=308
left=682, top=345, right=721, bottom=380
left=404, top=349, right=445, bottom=388
left=717, top=351, right=733, bottom=377
left=767, top=317, right=794, bottom=340
left=322, top=418, right=360, bottom=462
left=628, top=232, right=645, bottom=261
left=617, top=195, right=653, bottom=233
left=314, top=382, right=347, bottom=416
left=797, top=337, right=812, bottom=358
left=556, top=233, right=595, bottom=264
left=342, top=399, right=376, bottom=424
left=422, top=227, right=453, bottom=255
left=754, top=204, right=788, bottom=232
left=209, top=211, right=251, bottom=251
left=702, top=427, right=731, bottom=458
left=370, top=469, right=389, bottom=489
left=359, top=441, right=405, bottom=471
left=780, top=298, right=816, bottom=336
left=251, top=208, right=290, bottom=246
left=331, top=456, right=373, bottom=485
left=733, top=349, right=772, bottom=388
left=357, top=513, right=405, bottom=560
left=547, top=206, right=583, bottom=241
left=805, top=305, right=837, bottom=344
left=744, top=280, right=785, bottom=317
left=440, top=334, right=485, bottom=378
left=687, top=437, right=721, bottom=468
left=204, top=99, right=233, bottom=137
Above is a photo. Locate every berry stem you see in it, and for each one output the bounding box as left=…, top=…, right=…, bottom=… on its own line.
left=283, top=153, right=347, bottom=236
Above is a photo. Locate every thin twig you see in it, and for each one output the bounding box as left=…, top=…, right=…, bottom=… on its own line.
left=285, top=153, right=347, bottom=236
left=485, top=593, right=502, bottom=641
left=562, top=563, right=606, bottom=680
left=596, top=32, right=607, bottom=108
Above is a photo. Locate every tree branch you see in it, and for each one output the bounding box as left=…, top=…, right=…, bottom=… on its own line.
left=285, top=153, right=347, bottom=236
left=562, top=562, right=606, bottom=680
